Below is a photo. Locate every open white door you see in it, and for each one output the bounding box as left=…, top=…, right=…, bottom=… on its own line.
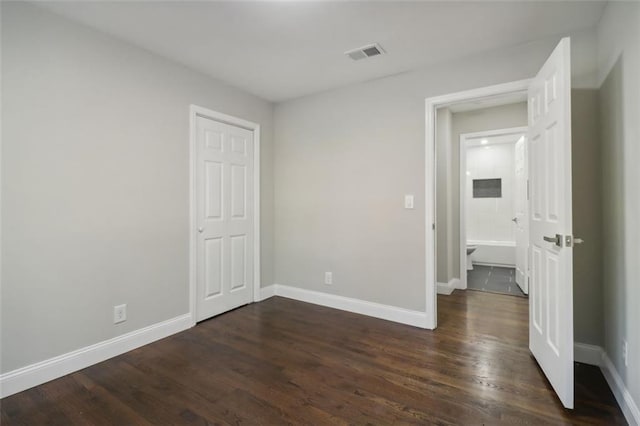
left=514, top=135, right=528, bottom=294
left=528, top=37, right=574, bottom=408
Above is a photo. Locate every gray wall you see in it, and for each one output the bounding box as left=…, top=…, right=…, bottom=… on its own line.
left=435, top=108, right=453, bottom=284
left=1, top=3, right=274, bottom=373
left=274, top=31, right=597, bottom=312
left=597, top=1, right=640, bottom=406
left=571, top=90, right=603, bottom=346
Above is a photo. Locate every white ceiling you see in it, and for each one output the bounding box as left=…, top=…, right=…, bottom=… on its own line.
left=38, top=1, right=607, bottom=102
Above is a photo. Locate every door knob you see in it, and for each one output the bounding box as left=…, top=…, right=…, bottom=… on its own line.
left=543, top=234, right=563, bottom=247
left=198, top=227, right=204, bottom=233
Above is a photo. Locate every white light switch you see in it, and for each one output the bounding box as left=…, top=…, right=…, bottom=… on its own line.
left=404, top=194, right=414, bottom=209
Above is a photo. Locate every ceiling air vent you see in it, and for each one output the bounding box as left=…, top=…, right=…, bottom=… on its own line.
left=345, top=43, right=385, bottom=61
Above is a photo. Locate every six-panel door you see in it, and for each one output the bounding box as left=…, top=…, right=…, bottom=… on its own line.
left=528, top=38, right=574, bottom=409
left=196, top=116, right=254, bottom=321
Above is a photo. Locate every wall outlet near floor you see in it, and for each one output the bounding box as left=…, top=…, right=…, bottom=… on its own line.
left=324, top=272, right=333, bottom=285
left=114, top=304, right=127, bottom=324
left=622, top=340, right=628, bottom=367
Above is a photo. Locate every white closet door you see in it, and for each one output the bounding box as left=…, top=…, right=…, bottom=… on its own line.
left=196, top=116, right=254, bottom=321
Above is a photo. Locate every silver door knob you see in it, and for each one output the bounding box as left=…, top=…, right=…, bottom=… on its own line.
left=198, top=227, right=204, bottom=233
left=543, top=234, right=563, bottom=247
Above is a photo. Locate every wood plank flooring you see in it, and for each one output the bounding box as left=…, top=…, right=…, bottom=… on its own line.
left=1, top=291, right=625, bottom=425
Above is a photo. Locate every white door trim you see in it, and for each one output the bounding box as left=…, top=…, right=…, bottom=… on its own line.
left=189, top=105, right=261, bottom=326
left=424, top=79, right=530, bottom=329
left=459, top=126, right=528, bottom=290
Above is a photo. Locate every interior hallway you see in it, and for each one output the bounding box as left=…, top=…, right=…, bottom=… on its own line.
left=1, top=292, right=624, bottom=425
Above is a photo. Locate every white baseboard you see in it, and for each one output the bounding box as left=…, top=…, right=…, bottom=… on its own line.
left=437, top=278, right=460, bottom=295
left=601, top=352, right=640, bottom=426
left=260, top=284, right=430, bottom=329
left=574, top=342, right=604, bottom=366
left=0, top=313, right=192, bottom=399
left=436, top=282, right=452, bottom=295
left=257, top=284, right=276, bottom=301
left=437, top=281, right=454, bottom=295
left=573, top=342, right=639, bottom=425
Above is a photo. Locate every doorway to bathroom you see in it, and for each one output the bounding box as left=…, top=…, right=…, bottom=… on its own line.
left=433, top=94, right=529, bottom=299
left=460, top=127, right=529, bottom=298
left=427, top=38, right=577, bottom=409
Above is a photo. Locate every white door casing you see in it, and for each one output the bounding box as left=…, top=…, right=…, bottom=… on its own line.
left=528, top=37, right=574, bottom=409
left=195, top=114, right=255, bottom=322
left=514, top=135, right=529, bottom=294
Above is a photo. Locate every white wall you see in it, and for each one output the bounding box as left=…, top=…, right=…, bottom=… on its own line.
left=274, top=31, right=596, bottom=312
left=0, top=3, right=274, bottom=374
left=596, top=1, right=640, bottom=415
left=466, top=142, right=516, bottom=244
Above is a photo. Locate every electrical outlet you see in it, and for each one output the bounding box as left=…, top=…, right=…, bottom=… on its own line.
left=114, top=304, right=127, bottom=324
left=324, top=272, right=333, bottom=285
left=623, top=340, right=628, bottom=367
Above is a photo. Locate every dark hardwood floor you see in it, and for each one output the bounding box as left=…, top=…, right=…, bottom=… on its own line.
left=1, top=291, right=625, bottom=425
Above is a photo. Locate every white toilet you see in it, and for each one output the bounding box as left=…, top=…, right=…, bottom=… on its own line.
left=466, top=245, right=477, bottom=270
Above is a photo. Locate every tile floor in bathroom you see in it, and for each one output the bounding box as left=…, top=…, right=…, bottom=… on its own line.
left=467, top=265, right=527, bottom=297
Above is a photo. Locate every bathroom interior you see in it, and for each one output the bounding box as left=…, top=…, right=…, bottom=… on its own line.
left=464, top=130, right=527, bottom=297
left=436, top=97, right=529, bottom=299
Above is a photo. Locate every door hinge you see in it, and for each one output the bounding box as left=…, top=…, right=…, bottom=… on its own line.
left=527, top=179, right=530, bottom=201
left=432, top=223, right=436, bottom=230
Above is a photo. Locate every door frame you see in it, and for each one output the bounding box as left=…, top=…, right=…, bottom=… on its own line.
left=459, top=126, right=528, bottom=290
left=424, top=79, right=530, bottom=329
left=188, top=104, right=261, bottom=326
